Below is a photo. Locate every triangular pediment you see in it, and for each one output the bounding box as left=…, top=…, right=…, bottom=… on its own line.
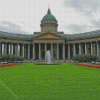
left=39, top=34, right=59, bottom=38
left=33, top=32, right=65, bottom=40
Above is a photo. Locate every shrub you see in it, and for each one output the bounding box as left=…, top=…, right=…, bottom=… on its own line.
left=73, top=54, right=98, bottom=62
left=73, top=55, right=80, bottom=61
left=9, top=55, right=14, bottom=62
left=19, top=56, right=24, bottom=61
left=0, top=55, right=25, bottom=62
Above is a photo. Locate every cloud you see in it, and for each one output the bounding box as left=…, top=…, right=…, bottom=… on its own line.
left=62, top=0, right=100, bottom=33
left=91, top=19, right=100, bottom=28
left=0, top=21, right=30, bottom=34
left=65, top=24, right=89, bottom=34
left=63, top=0, right=99, bottom=16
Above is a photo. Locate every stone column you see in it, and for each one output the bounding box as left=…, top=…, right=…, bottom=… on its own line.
left=63, top=43, right=65, bottom=59
left=97, top=41, right=99, bottom=56
left=45, top=43, right=47, bottom=59
left=91, top=42, right=93, bottom=55
left=79, top=43, right=81, bottom=55
left=10, top=43, right=13, bottom=55
left=2, top=43, right=4, bottom=55
left=51, top=43, right=53, bottom=59
left=85, top=42, right=87, bottom=55
left=68, top=43, right=70, bottom=59
left=9, top=44, right=10, bottom=55
left=57, top=43, right=59, bottom=59
left=5, top=43, right=7, bottom=55
left=18, top=44, right=20, bottom=56
left=39, top=43, right=41, bottom=59
left=28, top=44, right=30, bottom=59
left=33, top=43, right=35, bottom=59
left=73, top=43, right=76, bottom=56
left=22, top=44, right=24, bottom=58
left=17, top=43, right=19, bottom=56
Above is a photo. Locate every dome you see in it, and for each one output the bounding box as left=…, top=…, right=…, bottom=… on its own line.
left=40, top=8, right=58, bottom=32
left=42, top=8, right=57, bottom=21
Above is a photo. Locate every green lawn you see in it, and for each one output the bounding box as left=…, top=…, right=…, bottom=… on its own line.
left=0, top=63, right=100, bottom=100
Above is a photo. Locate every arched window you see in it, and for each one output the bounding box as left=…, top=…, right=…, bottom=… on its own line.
left=48, top=27, right=50, bottom=31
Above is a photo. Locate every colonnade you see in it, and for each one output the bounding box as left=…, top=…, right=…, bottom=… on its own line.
left=0, top=41, right=100, bottom=60
left=0, top=43, right=29, bottom=59
left=72, top=42, right=100, bottom=59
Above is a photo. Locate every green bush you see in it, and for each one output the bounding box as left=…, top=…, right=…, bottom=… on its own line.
left=0, top=55, right=25, bottom=62
left=19, top=56, right=24, bottom=61
left=9, top=55, right=14, bottom=62
left=73, top=55, right=80, bottom=61
left=73, top=54, right=98, bottom=62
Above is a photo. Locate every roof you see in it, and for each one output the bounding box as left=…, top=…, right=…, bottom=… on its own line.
left=0, top=31, right=34, bottom=41
left=64, top=30, right=100, bottom=40
left=42, top=8, right=57, bottom=21
left=1, top=29, right=100, bottom=41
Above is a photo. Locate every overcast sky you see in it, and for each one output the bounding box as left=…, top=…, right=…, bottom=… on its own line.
left=0, top=0, right=100, bottom=35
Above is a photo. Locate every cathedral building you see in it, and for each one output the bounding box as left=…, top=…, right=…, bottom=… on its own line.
left=0, top=8, right=100, bottom=60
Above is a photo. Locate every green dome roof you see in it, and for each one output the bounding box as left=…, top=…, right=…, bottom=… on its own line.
left=42, top=8, right=57, bottom=21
